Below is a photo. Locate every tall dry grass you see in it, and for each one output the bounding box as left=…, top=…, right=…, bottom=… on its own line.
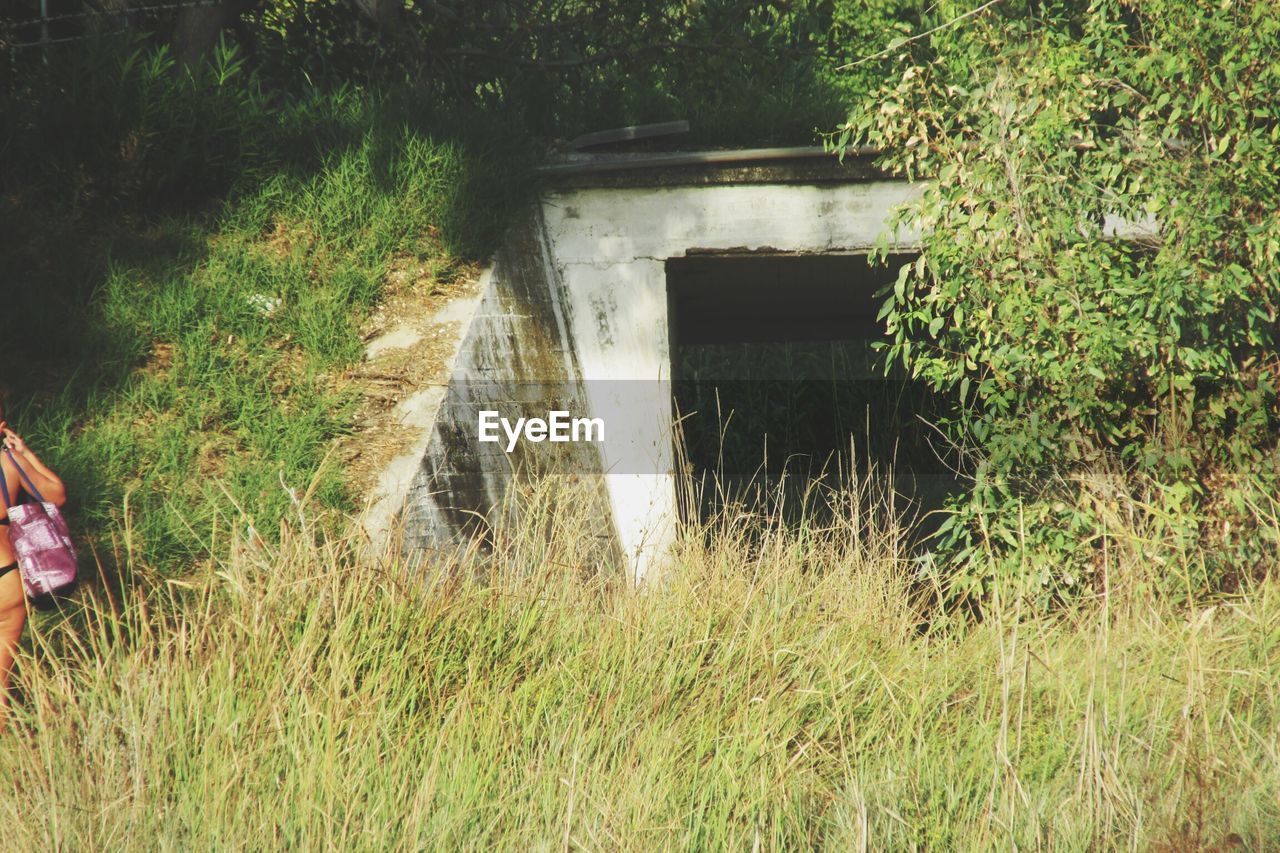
left=1, top=478, right=1277, bottom=849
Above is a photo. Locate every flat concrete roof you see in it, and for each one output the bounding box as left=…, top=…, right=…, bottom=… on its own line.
left=538, top=145, right=892, bottom=188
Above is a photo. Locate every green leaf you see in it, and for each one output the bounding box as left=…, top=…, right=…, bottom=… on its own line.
left=894, top=264, right=909, bottom=301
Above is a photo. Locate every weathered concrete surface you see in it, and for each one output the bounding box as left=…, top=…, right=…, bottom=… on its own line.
left=390, top=175, right=923, bottom=580
left=360, top=278, right=486, bottom=551
left=365, top=325, right=425, bottom=360
left=541, top=181, right=924, bottom=580
left=374, top=136, right=1165, bottom=581
left=397, top=207, right=618, bottom=567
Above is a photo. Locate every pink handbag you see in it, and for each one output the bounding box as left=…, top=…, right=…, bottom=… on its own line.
left=0, top=448, right=77, bottom=598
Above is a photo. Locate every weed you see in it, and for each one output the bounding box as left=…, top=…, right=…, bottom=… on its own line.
left=1, top=479, right=1276, bottom=847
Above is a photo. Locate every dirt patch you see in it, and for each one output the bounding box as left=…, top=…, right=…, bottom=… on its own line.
left=336, top=262, right=483, bottom=501
left=141, top=342, right=175, bottom=376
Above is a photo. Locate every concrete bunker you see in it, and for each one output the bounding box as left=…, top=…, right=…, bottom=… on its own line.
left=372, top=148, right=940, bottom=580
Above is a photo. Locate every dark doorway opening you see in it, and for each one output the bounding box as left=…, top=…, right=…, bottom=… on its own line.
left=667, top=253, right=961, bottom=535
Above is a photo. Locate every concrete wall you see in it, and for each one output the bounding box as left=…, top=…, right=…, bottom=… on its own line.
left=397, top=178, right=924, bottom=580
left=398, top=206, right=617, bottom=565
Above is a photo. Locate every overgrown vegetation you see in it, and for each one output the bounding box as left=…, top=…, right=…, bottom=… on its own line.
left=1, top=1, right=1277, bottom=843
left=840, top=0, right=1280, bottom=603
left=0, top=0, right=922, bottom=577
left=3, top=483, right=1277, bottom=847
left=1, top=40, right=536, bottom=572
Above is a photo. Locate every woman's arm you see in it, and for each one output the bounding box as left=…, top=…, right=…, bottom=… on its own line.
left=1, top=427, right=67, bottom=508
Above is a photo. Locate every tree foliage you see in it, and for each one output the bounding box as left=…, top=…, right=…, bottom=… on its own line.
left=842, top=0, right=1280, bottom=601
left=234, top=0, right=922, bottom=142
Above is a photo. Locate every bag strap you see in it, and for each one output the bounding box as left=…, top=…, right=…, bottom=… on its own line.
left=0, top=455, right=8, bottom=512
left=3, top=448, right=45, bottom=504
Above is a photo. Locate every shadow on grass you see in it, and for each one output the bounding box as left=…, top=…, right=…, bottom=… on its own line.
left=0, top=44, right=541, bottom=600
left=0, top=3, right=912, bottom=611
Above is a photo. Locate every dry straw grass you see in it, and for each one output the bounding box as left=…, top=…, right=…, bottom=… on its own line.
left=1, top=476, right=1277, bottom=849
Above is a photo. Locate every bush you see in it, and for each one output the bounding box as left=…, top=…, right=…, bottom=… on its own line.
left=840, top=0, right=1280, bottom=603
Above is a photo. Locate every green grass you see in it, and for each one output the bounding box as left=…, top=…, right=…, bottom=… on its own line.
left=34, top=140, right=474, bottom=566
left=1, top=54, right=535, bottom=574
left=0, top=28, right=889, bottom=579
left=2, top=481, right=1277, bottom=848
left=2, top=39, right=1277, bottom=849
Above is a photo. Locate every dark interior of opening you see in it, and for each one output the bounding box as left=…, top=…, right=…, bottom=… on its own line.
left=667, top=253, right=961, bottom=535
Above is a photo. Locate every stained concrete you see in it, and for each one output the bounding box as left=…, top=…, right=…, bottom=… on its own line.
left=361, top=278, right=486, bottom=550
left=542, top=181, right=924, bottom=580
left=368, top=142, right=1163, bottom=580
left=393, top=208, right=618, bottom=567
left=372, top=155, right=924, bottom=580
left=365, top=325, right=425, bottom=360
